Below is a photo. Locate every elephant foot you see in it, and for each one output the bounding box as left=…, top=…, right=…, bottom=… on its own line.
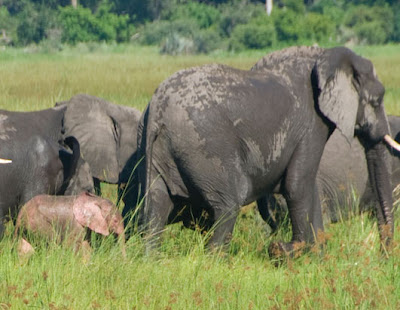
left=17, top=238, right=35, bottom=258
left=268, top=241, right=307, bottom=263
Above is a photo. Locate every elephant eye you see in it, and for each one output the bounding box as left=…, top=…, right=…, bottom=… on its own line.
left=369, top=99, right=380, bottom=108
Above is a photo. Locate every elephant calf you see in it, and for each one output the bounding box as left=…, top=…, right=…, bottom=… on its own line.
left=14, top=192, right=125, bottom=256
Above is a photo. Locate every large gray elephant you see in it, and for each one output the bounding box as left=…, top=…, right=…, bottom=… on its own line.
left=0, top=107, right=94, bottom=236
left=56, top=94, right=142, bottom=195
left=135, top=46, right=399, bottom=257
left=259, top=115, right=400, bottom=231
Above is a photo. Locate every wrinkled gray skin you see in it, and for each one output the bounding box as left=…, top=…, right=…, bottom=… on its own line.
left=14, top=192, right=125, bottom=253
left=261, top=115, right=400, bottom=231
left=56, top=94, right=142, bottom=196
left=0, top=107, right=94, bottom=237
left=137, top=46, right=394, bottom=257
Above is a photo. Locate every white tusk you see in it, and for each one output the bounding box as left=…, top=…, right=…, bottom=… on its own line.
left=0, top=158, right=12, bottom=164
left=384, top=134, right=400, bottom=152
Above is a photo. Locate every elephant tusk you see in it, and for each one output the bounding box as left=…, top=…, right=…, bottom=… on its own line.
left=384, top=134, right=400, bottom=152
left=0, top=158, right=12, bottom=164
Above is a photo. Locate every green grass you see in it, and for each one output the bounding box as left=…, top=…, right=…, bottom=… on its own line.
left=1, top=44, right=400, bottom=309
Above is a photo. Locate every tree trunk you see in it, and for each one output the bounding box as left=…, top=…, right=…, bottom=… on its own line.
left=71, top=0, right=77, bottom=8
left=266, top=0, right=273, bottom=16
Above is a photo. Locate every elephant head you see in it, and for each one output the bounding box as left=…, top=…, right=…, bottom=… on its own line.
left=56, top=94, right=141, bottom=194
left=314, top=47, right=395, bottom=245
left=73, top=192, right=125, bottom=238
left=253, top=46, right=398, bottom=247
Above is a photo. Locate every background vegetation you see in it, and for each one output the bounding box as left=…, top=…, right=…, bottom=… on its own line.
left=1, top=0, right=400, bottom=54
left=0, top=45, right=400, bottom=308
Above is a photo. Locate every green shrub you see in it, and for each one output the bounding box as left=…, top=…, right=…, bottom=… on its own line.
left=16, top=3, right=57, bottom=46
left=0, top=7, right=17, bottom=45
left=58, top=2, right=131, bottom=45
left=159, top=26, right=221, bottom=55
left=273, top=9, right=306, bottom=44
left=218, top=3, right=263, bottom=38
left=165, top=1, right=221, bottom=29
left=308, top=0, right=345, bottom=24
left=59, top=6, right=99, bottom=44
left=303, top=12, right=335, bottom=43
left=344, top=5, right=394, bottom=45
left=193, top=28, right=222, bottom=54
left=230, top=16, right=276, bottom=51
left=160, top=33, right=195, bottom=55
left=280, top=0, right=306, bottom=14
left=138, top=19, right=199, bottom=46
left=95, top=2, right=131, bottom=42
left=354, top=21, right=388, bottom=45
left=392, top=4, right=400, bottom=42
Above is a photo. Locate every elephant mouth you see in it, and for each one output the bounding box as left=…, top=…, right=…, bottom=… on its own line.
left=0, top=158, right=12, bottom=164
left=384, top=135, right=400, bottom=152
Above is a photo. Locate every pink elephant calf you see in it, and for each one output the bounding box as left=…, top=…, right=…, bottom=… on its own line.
left=14, top=192, right=125, bottom=255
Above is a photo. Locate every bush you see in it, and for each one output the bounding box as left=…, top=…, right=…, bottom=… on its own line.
left=16, top=3, right=57, bottom=46
left=308, top=0, right=345, bottom=26
left=192, top=28, right=222, bottom=54
left=303, top=12, right=335, bottom=43
left=280, top=0, right=306, bottom=14
left=273, top=9, right=306, bottom=44
left=159, top=25, right=221, bottom=55
left=59, top=6, right=98, bottom=44
left=164, top=1, right=221, bottom=29
left=392, top=4, right=400, bottom=42
left=58, top=2, right=131, bottom=45
left=0, top=7, right=17, bottom=45
left=160, top=33, right=195, bottom=55
left=95, top=2, right=131, bottom=42
left=218, top=3, right=263, bottom=38
left=138, top=19, right=199, bottom=46
left=354, top=21, right=388, bottom=45
left=230, top=16, right=276, bottom=51
left=343, top=5, right=394, bottom=45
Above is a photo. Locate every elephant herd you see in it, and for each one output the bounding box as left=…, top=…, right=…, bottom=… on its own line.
left=1, top=45, right=400, bottom=259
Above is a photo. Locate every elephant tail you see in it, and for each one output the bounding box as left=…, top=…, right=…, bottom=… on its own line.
left=58, top=136, right=81, bottom=194
left=13, top=206, right=25, bottom=240
left=141, top=107, right=160, bottom=225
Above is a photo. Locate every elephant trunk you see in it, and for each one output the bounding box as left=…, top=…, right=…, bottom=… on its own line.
left=365, top=140, right=394, bottom=247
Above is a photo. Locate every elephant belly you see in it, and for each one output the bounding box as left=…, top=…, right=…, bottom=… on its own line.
left=162, top=122, right=299, bottom=207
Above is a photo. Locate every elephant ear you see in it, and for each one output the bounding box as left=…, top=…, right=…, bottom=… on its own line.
left=313, top=47, right=360, bottom=143
left=73, top=199, right=110, bottom=236
left=59, top=94, right=121, bottom=183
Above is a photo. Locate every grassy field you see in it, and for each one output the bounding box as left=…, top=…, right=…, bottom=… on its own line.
left=1, top=44, right=400, bottom=309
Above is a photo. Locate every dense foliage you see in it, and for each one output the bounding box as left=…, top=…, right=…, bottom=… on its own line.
left=0, top=0, right=399, bottom=53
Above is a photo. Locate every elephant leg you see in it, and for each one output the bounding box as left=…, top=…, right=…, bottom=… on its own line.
left=207, top=202, right=239, bottom=250
left=144, top=175, right=174, bottom=254
left=121, top=181, right=141, bottom=234
left=257, top=194, right=288, bottom=232
left=288, top=178, right=323, bottom=242
left=269, top=143, right=324, bottom=258
left=94, top=178, right=102, bottom=196
left=0, top=214, right=4, bottom=238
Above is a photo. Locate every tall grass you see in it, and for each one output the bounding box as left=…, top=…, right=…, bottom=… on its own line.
left=1, top=44, right=400, bottom=309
